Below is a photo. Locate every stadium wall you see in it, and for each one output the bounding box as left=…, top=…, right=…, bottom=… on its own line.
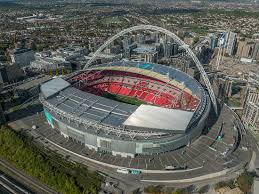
left=43, top=93, right=210, bottom=158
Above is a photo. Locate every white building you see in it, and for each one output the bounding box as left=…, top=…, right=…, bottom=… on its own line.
left=30, top=56, right=71, bottom=72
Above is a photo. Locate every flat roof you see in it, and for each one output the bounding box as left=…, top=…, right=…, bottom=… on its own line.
left=123, top=105, right=194, bottom=133
left=41, top=78, right=70, bottom=99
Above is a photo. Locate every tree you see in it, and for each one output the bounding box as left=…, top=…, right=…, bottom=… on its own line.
left=198, top=185, right=209, bottom=194
left=237, top=171, right=254, bottom=193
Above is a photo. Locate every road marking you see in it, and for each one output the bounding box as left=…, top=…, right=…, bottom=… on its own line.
left=158, top=157, right=164, bottom=168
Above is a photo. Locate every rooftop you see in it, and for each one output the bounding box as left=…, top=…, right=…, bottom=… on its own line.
left=123, top=104, right=193, bottom=133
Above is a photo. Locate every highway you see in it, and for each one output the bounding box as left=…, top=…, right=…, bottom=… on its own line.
left=0, top=159, right=58, bottom=194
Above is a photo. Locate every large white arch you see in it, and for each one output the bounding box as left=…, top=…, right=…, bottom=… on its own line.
left=84, top=25, right=217, bottom=114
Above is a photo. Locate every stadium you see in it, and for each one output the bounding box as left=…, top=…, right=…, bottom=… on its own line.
left=32, top=25, right=250, bottom=178
left=39, top=61, right=211, bottom=158
left=39, top=25, right=217, bottom=159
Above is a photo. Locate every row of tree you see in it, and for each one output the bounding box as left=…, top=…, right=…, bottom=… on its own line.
left=0, top=127, right=103, bottom=194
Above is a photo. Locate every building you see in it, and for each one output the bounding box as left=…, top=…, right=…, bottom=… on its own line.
left=236, top=40, right=254, bottom=59
left=10, top=48, right=35, bottom=68
left=210, top=34, right=218, bottom=49
left=144, top=52, right=158, bottom=63
left=242, top=72, right=259, bottom=132
left=0, top=63, right=24, bottom=85
left=123, top=35, right=130, bottom=50
left=225, top=32, right=237, bottom=56
left=54, top=46, right=88, bottom=61
left=85, top=53, right=120, bottom=64
left=252, top=41, right=259, bottom=61
left=215, top=77, right=233, bottom=99
left=15, top=75, right=51, bottom=98
left=40, top=62, right=210, bottom=158
left=164, top=43, right=178, bottom=58
left=30, top=57, right=71, bottom=72
left=131, top=45, right=158, bottom=63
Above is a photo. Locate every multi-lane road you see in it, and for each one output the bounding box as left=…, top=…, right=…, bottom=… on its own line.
left=0, top=159, right=58, bottom=194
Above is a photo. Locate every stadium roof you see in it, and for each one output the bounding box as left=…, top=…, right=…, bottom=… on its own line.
left=123, top=105, right=194, bottom=133
left=44, top=86, right=138, bottom=127
left=41, top=78, right=70, bottom=99
left=42, top=82, right=193, bottom=133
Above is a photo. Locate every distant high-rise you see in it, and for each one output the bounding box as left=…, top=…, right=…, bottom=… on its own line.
left=225, top=32, right=237, bottom=56
left=138, top=33, right=145, bottom=44
left=150, top=32, right=159, bottom=43
left=144, top=52, right=158, bottom=63
left=236, top=40, right=254, bottom=59
left=252, top=41, right=259, bottom=61
left=242, top=71, right=259, bottom=132
left=123, top=35, right=130, bottom=50
left=164, top=43, right=178, bottom=58
left=210, top=34, right=218, bottom=49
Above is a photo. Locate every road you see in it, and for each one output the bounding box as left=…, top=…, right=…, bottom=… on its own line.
left=9, top=119, right=140, bottom=193
left=0, top=159, right=59, bottom=194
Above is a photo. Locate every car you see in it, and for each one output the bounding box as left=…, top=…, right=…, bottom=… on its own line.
left=116, top=168, right=129, bottom=174
left=32, top=125, right=37, bottom=130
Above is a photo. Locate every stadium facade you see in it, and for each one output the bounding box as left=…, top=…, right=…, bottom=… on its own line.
left=40, top=61, right=211, bottom=158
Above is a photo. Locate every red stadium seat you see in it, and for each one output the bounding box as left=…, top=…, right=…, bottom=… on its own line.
left=70, top=70, right=200, bottom=111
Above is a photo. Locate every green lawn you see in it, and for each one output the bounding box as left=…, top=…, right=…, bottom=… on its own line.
left=103, top=93, right=145, bottom=106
